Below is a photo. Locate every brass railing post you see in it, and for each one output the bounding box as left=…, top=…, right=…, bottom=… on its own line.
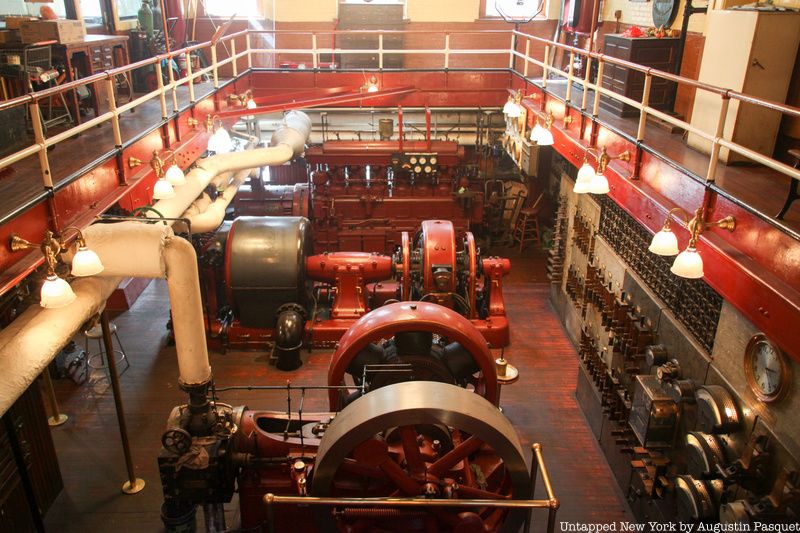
left=168, top=55, right=178, bottom=113
left=542, top=45, right=550, bottom=88
left=565, top=51, right=575, bottom=103
left=312, top=33, right=318, bottom=69
left=581, top=56, right=592, bottom=111
left=105, top=77, right=123, bottom=146
left=246, top=32, right=253, bottom=69
left=29, top=101, right=53, bottom=188
left=592, top=59, right=605, bottom=116
left=186, top=51, right=195, bottom=103
left=707, top=95, right=730, bottom=182
left=211, top=42, right=219, bottom=88
left=523, top=39, right=530, bottom=78
left=379, top=33, right=384, bottom=70
left=100, top=311, right=145, bottom=495
left=637, top=72, right=652, bottom=142
left=155, top=60, right=168, bottom=119
left=444, top=33, right=451, bottom=70
left=231, top=38, right=238, bottom=76
left=41, top=370, right=67, bottom=426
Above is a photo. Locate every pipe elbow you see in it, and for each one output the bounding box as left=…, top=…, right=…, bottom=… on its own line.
left=275, top=307, right=304, bottom=371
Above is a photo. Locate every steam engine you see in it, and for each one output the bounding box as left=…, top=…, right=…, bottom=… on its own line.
left=159, top=302, right=529, bottom=533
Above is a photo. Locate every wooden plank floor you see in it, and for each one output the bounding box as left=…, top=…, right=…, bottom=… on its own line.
left=544, top=80, right=800, bottom=233
left=0, top=81, right=217, bottom=222
left=43, top=245, right=631, bottom=532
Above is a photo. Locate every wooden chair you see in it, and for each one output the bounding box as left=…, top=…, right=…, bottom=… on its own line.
left=513, top=192, right=544, bottom=252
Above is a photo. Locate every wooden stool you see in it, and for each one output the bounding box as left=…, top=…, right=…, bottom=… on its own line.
left=778, top=149, right=800, bottom=220
left=84, top=322, right=130, bottom=378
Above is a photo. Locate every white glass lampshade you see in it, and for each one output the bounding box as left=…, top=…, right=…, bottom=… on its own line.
left=573, top=163, right=595, bottom=194
left=367, top=84, right=379, bottom=93
left=40, top=275, right=76, bottom=309
left=671, top=247, right=704, bottom=279
left=506, top=103, right=522, bottom=118
left=530, top=123, right=546, bottom=143
left=165, top=164, right=186, bottom=186
left=648, top=228, right=679, bottom=256
left=153, top=178, right=176, bottom=200
left=208, top=128, right=233, bottom=154
left=244, top=98, right=257, bottom=121
left=71, top=246, right=104, bottom=277
left=502, top=99, right=516, bottom=115
left=588, top=172, right=610, bottom=194
left=537, top=128, right=554, bottom=146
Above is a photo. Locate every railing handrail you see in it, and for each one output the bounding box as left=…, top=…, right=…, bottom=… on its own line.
left=511, top=28, right=800, bottom=119
left=2, top=25, right=800, bottom=226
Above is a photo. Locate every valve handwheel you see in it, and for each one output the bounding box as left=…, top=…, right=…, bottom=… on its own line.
left=312, top=381, right=530, bottom=533
left=162, top=428, right=192, bottom=455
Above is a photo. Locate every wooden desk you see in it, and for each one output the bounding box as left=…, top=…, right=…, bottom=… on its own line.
left=57, top=34, right=130, bottom=123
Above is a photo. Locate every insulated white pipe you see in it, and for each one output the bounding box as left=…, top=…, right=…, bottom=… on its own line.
left=149, top=110, right=310, bottom=223
left=78, top=222, right=212, bottom=386
left=0, top=111, right=312, bottom=414
left=0, top=276, right=122, bottom=416
left=184, top=168, right=251, bottom=233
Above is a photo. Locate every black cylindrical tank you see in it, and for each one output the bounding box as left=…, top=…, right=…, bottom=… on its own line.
left=224, top=216, right=312, bottom=328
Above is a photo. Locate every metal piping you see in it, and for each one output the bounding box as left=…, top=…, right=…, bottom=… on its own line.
left=151, top=110, right=311, bottom=223
left=0, top=276, right=122, bottom=416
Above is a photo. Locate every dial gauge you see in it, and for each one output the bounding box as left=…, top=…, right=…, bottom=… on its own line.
left=429, top=156, right=437, bottom=165
left=744, top=333, right=791, bottom=403
left=424, top=165, right=432, bottom=173
left=414, top=165, right=422, bottom=173
left=419, top=156, right=427, bottom=164
left=409, top=156, right=418, bottom=164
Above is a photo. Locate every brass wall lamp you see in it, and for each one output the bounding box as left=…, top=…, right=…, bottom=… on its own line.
left=129, top=150, right=187, bottom=200
left=648, top=207, right=736, bottom=279
left=530, top=111, right=555, bottom=146
left=10, top=228, right=104, bottom=308
left=573, top=146, right=631, bottom=195
left=228, top=89, right=254, bottom=106
left=205, top=114, right=233, bottom=154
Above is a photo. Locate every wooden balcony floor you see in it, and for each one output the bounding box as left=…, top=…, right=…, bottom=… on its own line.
left=0, top=81, right=217, bottom=224
left=543, top=79, right=800, bottom=236
left=43, top=247, right=632, bottom=532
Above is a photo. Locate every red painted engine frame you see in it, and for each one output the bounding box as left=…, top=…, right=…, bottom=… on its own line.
left=201, top=219, right=510, bottom=353
left=326, top=301, right=499, bottom=410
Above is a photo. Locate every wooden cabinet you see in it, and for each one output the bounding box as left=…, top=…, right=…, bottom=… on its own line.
left=0, top=379, right=63, bottom=532
left=600, top=34, right=680, bottom=117
left=688, top=10, right=800, bottom=163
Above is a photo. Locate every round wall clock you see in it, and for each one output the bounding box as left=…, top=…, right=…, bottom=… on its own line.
left=744, top=333, right=791, bottom=403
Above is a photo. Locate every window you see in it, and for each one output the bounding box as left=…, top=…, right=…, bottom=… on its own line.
left=80, top=0, right=104, bottom=25
left=0, top=0, right=66, bottom=18
left=204, top=0, right=262, bottom=18
left=484, top=0, right=544, bottom=19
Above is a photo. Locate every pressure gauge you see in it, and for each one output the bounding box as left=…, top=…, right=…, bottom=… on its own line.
left=744, top=333, right=791, bottom=403
left=414, top=165, right=422, bottom=173
left=419, top=156, right=427, bottom=164
left=409, top=156, right=418, bottom=165
left=424, top=165, right=432, bottom=173
left=429, top=156, right=437, bottom=165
